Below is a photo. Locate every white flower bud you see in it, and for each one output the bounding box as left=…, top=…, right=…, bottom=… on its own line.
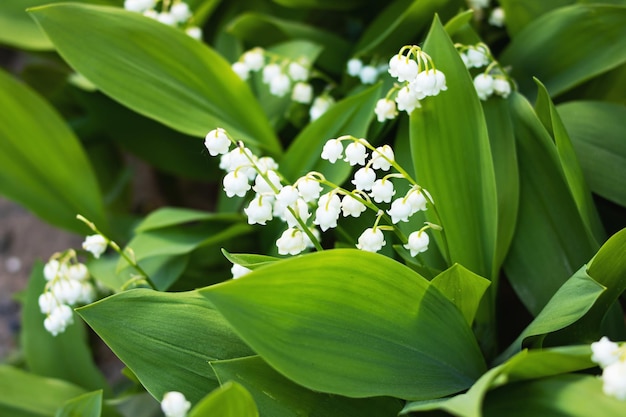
left=395, top=85, right=421, bottom=114
left=281, top=198, right=310, bottom=228
left=157, top=12, right=177, bottom=26
left=388, top=54, right=402, bottom=78
left=356, top=228, right=386, bottom=252
left=231, top=61, right=250, bottom=80
left=344, top=141, right=368, bottom=166
left=291, top=82, right=313, bottom=104
left=359, top=65, right=378, bottom=84
left=252, top=170, right=282, bottom=194
left=407, top=187, right=428, bottom=213
left=231, top=263, right=251, bottom=279
left=347, top=58, right=363, bottom=76
left=413, top=69, right=447, bottom=97
left=314, top=193, right=341, bottom=231
left=602, top=360, right=626, bottom=401
left=370, top=179, right=395, bottom=203
left=489, top=7, right=506, bottom=27
left=374, top=98, right=397, bottom=122
left=161, top=391, right=191, bottom=417
left=44, top=304, right=74, bottom=337
left=185, top=26, right=202, bottom=40
left=244, top=195, right=274, bottom=225
left=242, top=48, right=265, bottom=71
left=83, top=235, right=107, bottom=259
left=38, top=292, right=57, bottom=314
left=276, top=228, right=307, bottom=255
left=124, top=0, right=156, bottom=13
left=320, top=139, right=343, bottom=163
left=204, top=128, right=231, bottom=156
left=371, top=145, right=395, bottom=171
left=67, top=263, right=89, bottom=281
left=288, top=61, right=309, bottom=81
left=43, top=259, right=61, bottom=281
left=262, top=63, right=281, bottom=84
left=269, top=73, right=291, bottom=97
left=592, top=336, right=621, bottom=368
left=340, top=194, right=366, bottom=218
left=296, top=177, right=322, bottom=203
left=493, top=77, right=511, bottom=98
left=465, top=46, right=490, bottom=68
left=310, top=96, right=334, bottom=120
left=474, top=73, right=495, bottom=100
left=395, top=58, right=418, bottom=82
left=222, top=171, right=251, bottom=197
left=169, top=2, right=191, bottom=23
left=78, top=282, right=96, bottom=304
left=352, top=167, right=376, bottom=191
left=404, top=230, right=430, bottom=256
left=388, top=198, right=413, bottom=224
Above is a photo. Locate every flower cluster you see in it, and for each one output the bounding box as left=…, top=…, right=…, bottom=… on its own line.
left=161, top=391, right=191, bottom=417
left=231, top=47, right=335, bottom=121
left=205, top=128, right=437, bottom=269
left=123, top=0, right=202, bottom=40
left=457, top=43, right=512, bottom=100
left=345, top=58, right=387, bottom=85
left=38, top=251, right=99, bottom=336
left=591, top=336, right=626, bottom=400
left=374, top=46, right=448, bottom=122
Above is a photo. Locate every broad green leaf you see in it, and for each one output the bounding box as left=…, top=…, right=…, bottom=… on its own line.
left=211, top=356, right=403, bottom=417
left=0, top=68, right=107, bottom=234
left=500, top=4, right=626, bottom=100
left=482, top=97, right=519, bottom=274
left=280, top=83, right=382, bottom=183
left=0, top=0, right=117, bottom=50
left=498, top=266, right=604, bottom=362
left=483, top=374, right=626, bottom=416
left=134, top=207, right=242, bottom=233
left=29, top=4, right=281, bottom=155
left=201, top=249, right=486, bottom=400
left=226, top=12, right=350, bottom=73
left=410, top=17, right=498, bottom=280
left=498, top=0, right=573, bottom=36
left=77, top=289, right=254, bottom=404
left=558, top=101, right=626, bottom=207
left=556, top=228, right=626, bottom=343
left=270, top=0, right=361, bottom=9
left=21, top=262, right=110, bottom=394
left=402, top=346, right=595, bottom=417
left=504, top=92, right=597, bottom=315
left=55, top=391, right=102, bottom=417
left=189, top=382, right=258, bottom=417
left=0, top=365, right=85, bottom=417
left=534, top=79, right=604, bottom=244
left=431, top=264, right=491, bottom=326
left=353, top=0, right=461, bottom=56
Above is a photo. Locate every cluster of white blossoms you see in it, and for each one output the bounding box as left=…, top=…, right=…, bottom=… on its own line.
left=38, top=251, right=99, bottom=336
left=457, top=43, right=512, bottom=100
left=161, top=391, right=191, bottom=417
left=374, top=46, right=448, bottom=122
left=591, top=336, right=626, bottom=401
left=345, top=58, right=387, bottom=85
left=123, top=0, right=202, bottom=40
left=231, top=47, right=335, bottom=121
left=205, top=128, right=436, bottom=267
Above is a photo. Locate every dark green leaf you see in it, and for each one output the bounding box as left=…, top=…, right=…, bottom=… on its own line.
left=0, top=68, right=107, bottom=234
left=188, top=382, right=258, bottom=417
left=201, top=249, right=486, bottom=400
left=77, top=289, right=254, bottom=404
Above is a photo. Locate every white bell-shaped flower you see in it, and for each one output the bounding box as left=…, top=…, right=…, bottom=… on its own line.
left=231, top=263, right=252, bottom=279
left=347, top=58, right=363, bottom=76
left=314, top=193, right=341, bottom=231
left=78, top=282, right=96, bottom=304
left=223, top=170, right=251, bottom=197
left=602, top=360, right=626, bottom=400
left=404, top=230, right=430, bottom=256
left=493, top=77, right=511, bottom=98
left=489, top=7, right=506, bottom=27
left=185, top=26, right=202, bottom=40
left=38, top=292, right=57, bottom=314
left=374, top=98, right=397, bottom=122
left=370, top=179, right=395, bottom=203
left=288, top=61, right=309, bottom=81
left=340, top=194, right=367, bottom=217
left=352, top=167, right=376, bottom=191
left=296, top=177, right=323, bottom=202
left=276, top=228, right=307, bottom=255
left=291, top=82, right=313, bottom=104
left=204, top=128, right=231, bottom=156
left=67, top=263, right=89, bottom=281
left=356, top=228, right=386, bottom=252
left=387, top=198, right=413, bottom=224
left=252, top=170, right=282, bottom=194
left=262, top=63, right=281, bottom=84
left=320, top=139, right=344, bottom=163
left=407, top=188, right=428, bottom=213
left=592, top=337, right=621, bottom=368
left=395, top=85, right=422, bottom=114
left=282, top=198, right=311, bottom=228
left=395, top=58, right=418, bottom=82
left=465, top=46, right=490, bottom=68
left=161, top=391, right=191, bottom=417
left=43, top=259, right=61, bottom=281
left=269, top=73, right=291, bottom=97
left=244, top=195, right=274, bottom=225
left=231, top=61, right=250, bottom=80
left=413, top=69, right=447, bottom=97
left=242, top=48, right=265, bottom=71
left=44, top=304, right=74, bottom=337
left=474, top=73, right=495, bottom=100
left=388, top=54, right=402, bottom=78
left=371, top=145, right=395, bottom=171
left=82, top=234, right=107, bottom=259
left=310, top=96, right=334, bottom=121
left=344, top=141, right=368, bottom=166
left=124, top=0, right=156, bottom=13
left=157, top=12, right=177, bottom=26
left=170, top=2, right=191, bottom=23
left=359, top=65, right=378, bottom=84
left=255, top=156, right=278, bottom=173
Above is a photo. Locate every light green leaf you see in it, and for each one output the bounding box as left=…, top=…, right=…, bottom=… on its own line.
left=29, top=4, right=281, bottom=155
left=220, top=250, right=279, bottom=270
left=201, top=249, right=486, bottom=400
left=188, top=382, right=258, bottom=417
left=498, top=0, right=573, bottom=36
left=402, top=346, right=596, bottom=417
left=431, top=264, right=491, bottom=326
left=0, top=366, right=85, bottom=417
left=499, top=266, right=604, bottom=361
left=500, top=4, right=626, bottom=100
left=410, top=17, right=498, bottom=280
left=483, top=374, right=626, bottom=416
left=77, top=289, right=254, bottom=404
left=55, top=391, right=102, bottom=417
left=557, top=101, right=626, bottom=207
left=504, top=92, right=597, bottom=315
left=211, top=356, right=403, bottom=417
left=21, top=265, right=109, bottom=393
left=534, top=79, right=604, bottom=244
left=134, top=207, right=242, bottom=233
left=0, top=68, right=107, bottom=234
left=280, top=83, right=382, bottom=183
left=353, top=0, right=461, bottom=56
